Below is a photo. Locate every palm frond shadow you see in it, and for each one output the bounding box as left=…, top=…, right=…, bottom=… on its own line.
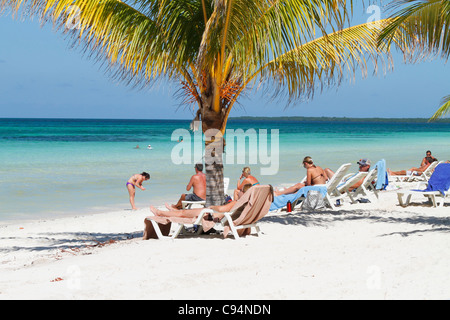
left=262, top=209, right=450, bottom=237
left=0, top=231, right=143, bottom=254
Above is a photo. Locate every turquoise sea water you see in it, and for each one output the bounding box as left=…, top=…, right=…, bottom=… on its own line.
left=1, top=118, right=449, bottom=222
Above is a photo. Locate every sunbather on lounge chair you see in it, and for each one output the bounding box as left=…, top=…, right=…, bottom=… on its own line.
left=234, top=167, right=259, bottom=200
left=388, top=162, right=433, bottom=176
left=168, top=163, right=206, bottom=209
left=330, top=158, right=372, bottom=192
left=274, top=156, right=331, bottom=196
left=157, top=184, right=253, bottom=221
left=421, top=150, right=438, bottom=167
left=389, top=151, right=438, bottom=176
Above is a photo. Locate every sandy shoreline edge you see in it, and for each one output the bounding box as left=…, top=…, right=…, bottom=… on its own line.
left=1, top=188, right=449, bottom=300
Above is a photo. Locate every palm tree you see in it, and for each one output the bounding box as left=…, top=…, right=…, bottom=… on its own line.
left=379, top=0, right=450, bottom=120
left=0, top=0, right=396, bottom=206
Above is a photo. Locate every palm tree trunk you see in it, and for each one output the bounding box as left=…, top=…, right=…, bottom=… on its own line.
left=204, top=139, right=225, bottom=207
left=202, top=101, right=226, bottom=207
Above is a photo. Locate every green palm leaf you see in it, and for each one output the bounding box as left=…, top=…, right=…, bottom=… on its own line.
left=379, top=0, right=450, bottom=61
left=261, top=19, right=397, bottom=102
left=1, top=0, right=402, bottom=205
left=430, top=95, right=450, bottom=120
left=379, top=0, right=450, bottom=120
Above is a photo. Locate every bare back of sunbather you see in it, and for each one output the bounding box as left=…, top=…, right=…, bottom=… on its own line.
left=274, top=157, right=328, bottom=197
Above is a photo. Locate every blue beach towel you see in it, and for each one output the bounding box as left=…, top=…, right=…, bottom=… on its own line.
left=270, top=186, right=327, bottom=211
left=374, top=159, right=389, bottom=190
left=414, top=163, right=450, bottom=195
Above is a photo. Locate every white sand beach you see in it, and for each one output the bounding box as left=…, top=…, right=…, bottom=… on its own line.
left=0, top=187, right=449, bottom=300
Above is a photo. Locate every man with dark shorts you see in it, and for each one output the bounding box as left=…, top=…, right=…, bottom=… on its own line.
left=168, top=163, right=206, bottom=209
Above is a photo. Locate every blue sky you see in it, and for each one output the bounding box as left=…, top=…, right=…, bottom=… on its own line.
left=0, top=3, right=448, bottom=120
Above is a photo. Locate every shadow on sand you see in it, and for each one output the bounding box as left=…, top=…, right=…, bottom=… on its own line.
left=262, top=208, right=450, bottom=237
left=2, top=207, right=449, bottom=254
left=0, top=231, right=143, bottom=254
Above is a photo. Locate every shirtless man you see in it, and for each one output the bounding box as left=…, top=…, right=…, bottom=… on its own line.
left=168, top=163, right=206, bottom=209
left=348, top=159, right=371, bottom=191
left=388, top=151, right=437, bottom=176
left=326, top=158, right=371, bottom=192
left=421, top=150, right=438, bottom=167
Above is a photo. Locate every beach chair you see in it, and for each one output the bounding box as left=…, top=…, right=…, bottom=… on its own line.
left=397, top=163, right=450, bottom=208
left=348, top=167, right=379, bottom=203
left=295, top=163, right=353, bottom=210
left=144, top=185, right=274, bottom=240
left=337, top=171, right=368, bottom=203
left=223, top=177, right=230, bottom=195
left=181, top=177, right=230, bottom=209
left=412, top=161, right=442, bottom=184
left=390, top=161, right=441, bottom=183
left=269, top=163, right=352, bottom=213
left=321, top=163, right=352, bottom=209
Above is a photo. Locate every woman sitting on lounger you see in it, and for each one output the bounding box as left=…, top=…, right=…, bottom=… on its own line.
left=154, top=184, right=253, bottom=221
left=274, top=156, right=331, bottom=197
left=233, top=167, right=259, bottom=200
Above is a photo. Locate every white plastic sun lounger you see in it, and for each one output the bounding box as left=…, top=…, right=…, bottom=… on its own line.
left=322, top=163, right=352, bottom=209
left=276, top=163, right=352, bottom=212
left=337, top=171, right=368, bottom=203
left=348, top=168, right=380, bottom=203
left=145, top=185, right=273, bottom=240
left=397, top=188, right=449, bottom=208
left=396, top=163, right=450, bottom=208
left=390, top=161, right=441, bottom=183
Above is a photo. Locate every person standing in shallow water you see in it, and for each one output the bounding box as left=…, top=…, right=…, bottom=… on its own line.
left=126, top=172, right=150, bottom=210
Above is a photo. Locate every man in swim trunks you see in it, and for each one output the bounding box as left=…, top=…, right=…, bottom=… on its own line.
left=168, top=163, right=206, bottom=209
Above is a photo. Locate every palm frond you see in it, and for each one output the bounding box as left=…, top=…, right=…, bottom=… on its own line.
left=378, top=0, right=450, bottom=120
left=258, top=19, right=397, bottom=103
left=1, top=0, right=398, bottom=116
left=429, top=94, right=450, bottom=121
left=0, top=0, right=207, bottom=88
left=225, top=0, right=354, bottom=78
left=379, top=0, right=450, bottom=62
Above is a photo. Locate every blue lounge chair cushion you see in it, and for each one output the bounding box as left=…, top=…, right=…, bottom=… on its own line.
left=414, top=163, right=450, bottom=196
left=270, top=186, right=327, bottom=211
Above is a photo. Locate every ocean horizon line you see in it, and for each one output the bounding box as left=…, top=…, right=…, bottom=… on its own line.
left=1, top=116, right=449, bottom=123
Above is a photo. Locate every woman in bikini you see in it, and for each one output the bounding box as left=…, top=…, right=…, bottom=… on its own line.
left=126, top=172, right=150, bottom=210
left=234, top=167, right=259, bottom=200
left=274, top=156, right=330, bottom=197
